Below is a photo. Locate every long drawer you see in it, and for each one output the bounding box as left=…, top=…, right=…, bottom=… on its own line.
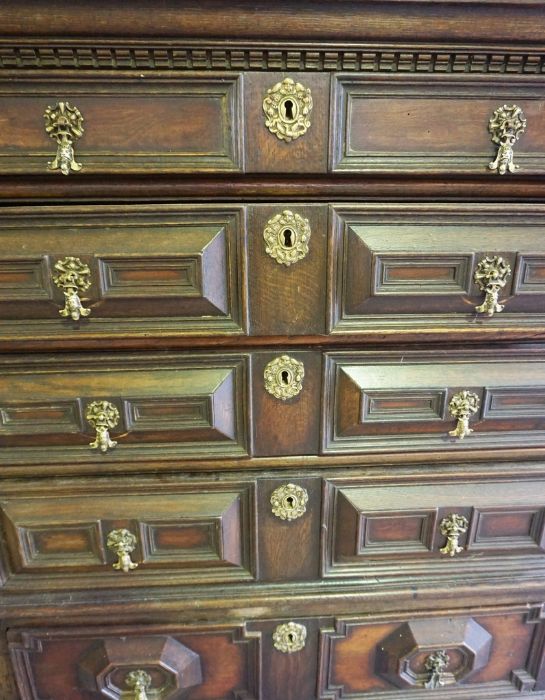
left=4, top=74, right=545, bottom=177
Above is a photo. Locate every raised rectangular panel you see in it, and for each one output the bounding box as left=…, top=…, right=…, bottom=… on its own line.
left=0, top=353, right=249, bottom=465
left=0, top=400, right=83, bottom=435
left=324, top=351, right=545, bottom=454
left=0, top=258, right=52, bottom=301
left=0, top=76, right=243, bottom=172
left=323, top=477, right=545, bottom=581
left=0, top=205, right=247, bottom=341
left=0, top=481, right=256, bottom=590
left=329, top=205, right=545, bottom=334
left=331, top=77, right=545, bottom=174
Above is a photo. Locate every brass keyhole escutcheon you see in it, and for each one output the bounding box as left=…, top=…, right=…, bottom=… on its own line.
left=272, top=622, right=307, bottom=653
left=270, top=483, right=309, bottom=521
left=264, top=355, right=304, bottom=400
left=263, top=77, right=313, bottom=142
left=263, top=210, right=311, bottom=266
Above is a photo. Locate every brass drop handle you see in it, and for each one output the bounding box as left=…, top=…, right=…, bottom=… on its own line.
left=439, top=514, right=468, bottom=557
left=44, top=101, right=84, bottom=175
left=107, top=528, right=139, bottom=572
left=488, top=104, right=526, bottom=175
left=125, top=669, right=152, bottom=700
left=424, top=650, right=449, bottom=689
left=86, top=400, right=120, bottom=453
left=52, top=256, right=92, bottom=321
left=474, top=256, right=511, bottom=317
left=448, top=391, right=480, bottom=440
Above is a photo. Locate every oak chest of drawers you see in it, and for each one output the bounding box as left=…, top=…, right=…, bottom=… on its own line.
left=2, top=1, right=545, bottom=698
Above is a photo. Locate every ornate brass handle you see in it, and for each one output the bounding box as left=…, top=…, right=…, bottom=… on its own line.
left=264, top=355, right=304, bottom=400
left=125, top=669, right=152, bottom=700
left=86, top=400, right=119, bottom=453
left=488, top=104, right=526, bottom=175
left=424, top=650, right=449, bottom=689
left=474, top=256, right=511, bottom=317
left=272, top=622, right=307, bottom=653
left=263, top=210, right=311, bottom=266
left=44, top=101, right=84, bottom=175
left=107, top=528, right=138, bottom=572
left=52, top=256, right=92, bottom=321
left=263, top=77, right=313, bottom=142
left=439, top=514, right=469, bottom=557
left=448, top=391, right=480, bottom=440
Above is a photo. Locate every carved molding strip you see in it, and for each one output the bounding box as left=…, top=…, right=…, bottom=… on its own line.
left=0, top=44, right=544, bottom=73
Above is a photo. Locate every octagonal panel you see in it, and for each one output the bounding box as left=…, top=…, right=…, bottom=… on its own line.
left=78, top=635, right=202, bottom=699
left=375, top=617, right=492, bottom=689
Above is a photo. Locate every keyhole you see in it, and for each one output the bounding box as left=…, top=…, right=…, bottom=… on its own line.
left=283, top=99, right=294, bottom=120
left=283, top=228, right=293, bottom=248
left=281, top=370, right=290, bottom=384
left=285, top=496, right=295, bottom=508
left=287, top=633, right=295, bottom=643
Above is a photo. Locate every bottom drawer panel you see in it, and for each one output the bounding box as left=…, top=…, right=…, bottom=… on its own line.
left=8, top=623, right=260, bottom=700
left=319, top=606, right=545, bottom=698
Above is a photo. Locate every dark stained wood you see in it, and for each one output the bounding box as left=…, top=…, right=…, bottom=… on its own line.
left=248, top=204, right=328, bottom=336
left=251, top=350, right=322, bottom=457
left=245, top=72, right=330, bottom=174
left=257, top=476, right=322, bottom=582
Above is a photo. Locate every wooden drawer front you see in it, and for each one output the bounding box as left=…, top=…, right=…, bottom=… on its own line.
left=0, top=354, right=249, bottom=464
left=0, top=480, right=256, bottom=590
left=324, top=351, right=545, bottom=454
left=8, top=623, right=260, bottom=699
left=319, top=607, right=545, bottom=698
left=331, top=76, right=545, bottom=174
left=330, top=205, right=545, bottom=334
left=0, top=76, right=242, bottom=173
left=0, top=206, right=246, bottom=341
left=323, top=477, right=545, bottom=583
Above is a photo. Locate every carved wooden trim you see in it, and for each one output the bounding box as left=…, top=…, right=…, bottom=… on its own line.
left=0, top=43, right=544, bottom=74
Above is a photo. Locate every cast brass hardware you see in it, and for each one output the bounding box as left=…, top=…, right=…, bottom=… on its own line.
left=44, top=101, right=84, bottom=175
left=263, top=77, right=313, bottom=142
left=86, top=400, right=120, bottom=453
left=488, top=104, right=526, bottom=175
left=270, top=483, right=309, bottom=521
left=272, top=622, right=307, bottom=653
left=264, top=355, right=304, bottom=400
left=448, top=391, right=480, bottom=440
left=474, top=255, right=511, bottom=317
left=263, top=209, right=311, bottom=266
left=52, top=256, right=92, bottom=321
left=125, top=669, right=152, bottom=700
left=424, top=650, right=449, bottom=689
left=106, top=528, right=138, bottom=573
left=439, top=514, right=469, bottom=557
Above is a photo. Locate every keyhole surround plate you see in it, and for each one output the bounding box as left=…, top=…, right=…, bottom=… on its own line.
left=263, top=355, right=305, bottom=400
left=270, top=483, right=309, bottom=521
left=263, top=210, right=311, bottom=266
left=272, top=622, right=307, bottom=653
left=262, top=77, right=313, bottom=142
